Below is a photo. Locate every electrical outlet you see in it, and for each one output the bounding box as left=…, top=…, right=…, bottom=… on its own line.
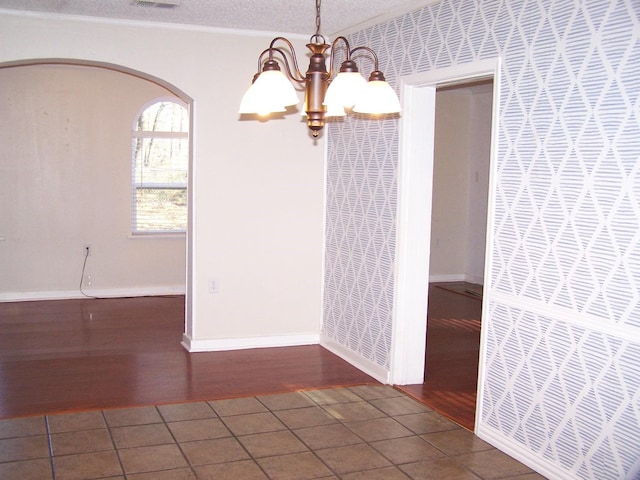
left=208, top=279, right=219, bottom=294
left=84, top=244, right=92, bottom=256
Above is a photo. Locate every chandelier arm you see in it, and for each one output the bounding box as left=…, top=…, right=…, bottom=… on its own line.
left=327, top=36, right=351, bottom=78
left=257, top=47, right=305, bottom=84
left=349, top=45, right=380, bottom=72
left=267, top=37, right=305, bottom=82
left=256, top=49, right=270, bottom=74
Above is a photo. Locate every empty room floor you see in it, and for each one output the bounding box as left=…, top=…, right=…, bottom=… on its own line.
left=0, top=296, right=544, bottom=479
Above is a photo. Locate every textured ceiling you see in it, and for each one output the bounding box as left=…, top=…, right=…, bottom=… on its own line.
left=0, top=0, right=430, bottom=35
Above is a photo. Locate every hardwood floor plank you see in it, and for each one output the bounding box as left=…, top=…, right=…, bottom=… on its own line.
left=1, top=286, right=480, bottom=429
left=0, top=296, right=378, bottom=419
left=398, top=283, right=482, bottom=430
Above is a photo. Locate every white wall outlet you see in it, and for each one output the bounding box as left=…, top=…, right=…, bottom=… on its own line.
left=208, top=279, right=219, bottom=294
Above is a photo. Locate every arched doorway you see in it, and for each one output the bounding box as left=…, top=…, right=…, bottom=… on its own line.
left=0, top=59, right=193, bottom=333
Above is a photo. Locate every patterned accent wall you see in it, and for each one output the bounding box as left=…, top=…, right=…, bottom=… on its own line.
left=323, top=0, right=640, bottom=478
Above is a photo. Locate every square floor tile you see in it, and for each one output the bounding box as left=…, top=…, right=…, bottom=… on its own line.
left=208, top=397, right=267, bottom=417
left=180, top=437, right=249, bottom=466
left=275, top=406, right=338, bottom=429
left=455, top=448, right=534, bottom=479
left=0, top=416, right=46, bottom=439
left=0, top=435, right=49, bottom=462
left=48, top=411, right=106, bottom=433
left=399, top=457, right=481, bottom=479
left=341, top=466, right=411, bottom=479
left=238, top=430, right=308, bottom=458
left=127, top=467, right=197, bottom=479
left=303, top=388, right=362, bottom=405
left=157, top=401, right=216, bottom=422
left=393, top=412, right=460, bottom=435
left=322, top=401, right=386, bottom=422
left=0, top=458, right=53, bottom=480
left=422, top=429, right=492, bottom=456
left=257, top=451, right=333, bottom=479
left=110, top=423, right=174, bottom=449
left=103, top=406, right=162, bottom=428
left=50, top=428, right=113, bottom=456
left=258, top=392, right=316, bottom=410
left=294, top=423, right=363, bottom=450
left=53, top=450, right=123, bottom=480
left=194, top=459, right=268, bottom=480
left=221, top=412, right=286, bottom=436
left=371, top=435, right=444, bottom=464
left=118, top=444, right=188, bottom=474
left=348, top=385, right=403, bottom=400
left=499, top=473, right=548, bottom=480
left=370, top=396, right=431, bottom=416
left=167, top=418, right=231, bottom=442
left=316, top=443, right=391, bottom=475
left=345, top=417, right=413, bottom=442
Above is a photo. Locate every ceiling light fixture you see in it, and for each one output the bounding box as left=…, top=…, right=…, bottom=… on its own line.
left=239, top=0, right=401, bottom=137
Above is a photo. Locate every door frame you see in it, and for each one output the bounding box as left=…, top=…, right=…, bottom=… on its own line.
left=389, top=58, right=501, bottom=399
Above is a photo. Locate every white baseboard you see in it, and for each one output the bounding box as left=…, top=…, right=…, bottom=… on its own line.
left=429, top=273, right=484, bottom=285
left=476, top=424, right=570, bottom=480
left=429, top=274, right=466, bottom=283
left=465, top=274, right=484, bottom=285
left=0, top=285, right=186, bottom=302
left=320, top=333, right=390, bottom=384
left=181, top=333, right=320, bottom=352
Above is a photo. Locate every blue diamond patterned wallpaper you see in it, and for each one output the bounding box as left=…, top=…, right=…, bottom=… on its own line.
left=323, top=1, right=640, bottom=478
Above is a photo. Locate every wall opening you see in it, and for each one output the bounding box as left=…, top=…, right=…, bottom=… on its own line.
left=0, top=59, right=193, bottom=335
left=390, top=59, right=500, bottom=433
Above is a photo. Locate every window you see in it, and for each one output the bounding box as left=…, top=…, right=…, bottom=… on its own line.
left=131, top=98, right=189, bottom=234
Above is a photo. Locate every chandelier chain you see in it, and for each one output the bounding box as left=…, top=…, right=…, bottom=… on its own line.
left=315, top=0, right=321, bottom=37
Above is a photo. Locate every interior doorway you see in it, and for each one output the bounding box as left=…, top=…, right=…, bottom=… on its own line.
left=389, top=58, right=500, bottom=432
left=398, top=80, right=493, bottom=430
left=422, top=80, right=493, bottom=429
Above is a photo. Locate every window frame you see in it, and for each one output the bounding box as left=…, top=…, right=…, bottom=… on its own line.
left=131, top=97, right=189, bottom=235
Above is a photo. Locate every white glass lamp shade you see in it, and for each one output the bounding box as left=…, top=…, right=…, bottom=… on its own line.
left=239, top=81, right=284, bottom=116
left=352, top=80, right=401, bottom=114
left=238, top=70, right=299, bottom=116
left=324, top=102, right=347, bottom=117
left=257, top=70, right=299, bottom=106
left=323, top=71, right=367, bottom=117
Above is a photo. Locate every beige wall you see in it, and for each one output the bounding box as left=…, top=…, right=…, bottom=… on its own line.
left=430, top=83, right=492, bottom=284
left=0, top=11, right=325, bottom=346
left=0, top=64, right=186, bottom=297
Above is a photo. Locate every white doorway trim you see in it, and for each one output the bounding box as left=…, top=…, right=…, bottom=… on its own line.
left=389, top=58, right=501, bottom=387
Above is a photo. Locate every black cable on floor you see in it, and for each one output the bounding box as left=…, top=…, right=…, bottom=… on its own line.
left=79, top=247, right=99, bottom=299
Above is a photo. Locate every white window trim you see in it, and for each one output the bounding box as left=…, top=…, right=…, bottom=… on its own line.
left=131, top=97, right=189, bottom=235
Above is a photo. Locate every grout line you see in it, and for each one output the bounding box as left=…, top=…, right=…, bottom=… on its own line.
left=100, top=409, right=126, bottom=480
left=43, top=415, right=56, bottom=479
left=162, top=413, right=202, bottom=480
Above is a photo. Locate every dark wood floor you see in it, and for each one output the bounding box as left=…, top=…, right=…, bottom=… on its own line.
left=0, top=296, right=378, bottom=419
left=0, top=286, right=481, bottom=430
left=398, top=282, right=482, bottom=430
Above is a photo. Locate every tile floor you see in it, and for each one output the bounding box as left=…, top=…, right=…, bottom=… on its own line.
left=0, top=386, right=546, bottom=479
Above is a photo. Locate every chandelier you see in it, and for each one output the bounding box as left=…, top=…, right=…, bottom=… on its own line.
left=238, top=0, right=401, bottom=137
